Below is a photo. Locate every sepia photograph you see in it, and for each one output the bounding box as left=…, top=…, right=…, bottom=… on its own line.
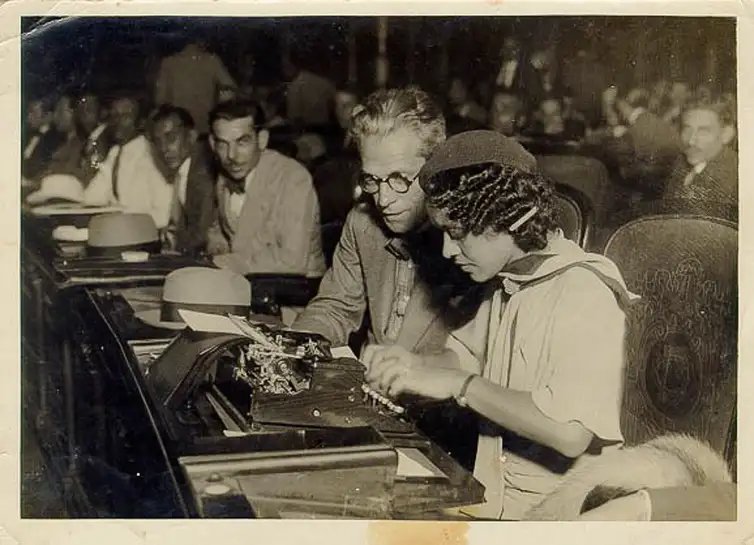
left=16, top=10, right=739, bottom=528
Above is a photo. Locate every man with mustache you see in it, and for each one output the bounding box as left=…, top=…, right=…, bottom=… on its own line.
left=663, top=92, right=737, bottom=208
left=206, top=99, right=326, bottom=278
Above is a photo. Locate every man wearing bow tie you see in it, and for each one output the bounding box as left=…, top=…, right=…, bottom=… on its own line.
left=206, top=99, right=325, bottom=278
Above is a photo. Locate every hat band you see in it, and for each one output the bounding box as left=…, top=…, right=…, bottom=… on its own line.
left=160, top=301, right=250, bottom=323
left=86, top=240, right=161, bottom=258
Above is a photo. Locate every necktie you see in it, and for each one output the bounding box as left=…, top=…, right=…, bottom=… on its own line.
left=227, top=179, right=245, bottom=195
left=385, top=238, right=410, bottom=261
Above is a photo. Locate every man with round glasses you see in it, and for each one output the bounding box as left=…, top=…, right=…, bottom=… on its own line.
left=293, top=86, right=457, bottom=348
left=292, top=89, right=479, bottom=465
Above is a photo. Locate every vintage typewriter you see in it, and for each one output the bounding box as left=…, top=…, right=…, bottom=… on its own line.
left=145, top=314, right=485, bottom=519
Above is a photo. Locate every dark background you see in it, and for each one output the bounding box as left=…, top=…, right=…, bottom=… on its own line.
left=22, top=16, right=736, bottom=105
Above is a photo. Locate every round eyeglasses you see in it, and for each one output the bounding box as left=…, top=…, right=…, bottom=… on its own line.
left=359, top=172, right=419, bottom=195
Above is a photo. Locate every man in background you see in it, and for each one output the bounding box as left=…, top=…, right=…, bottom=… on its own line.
left=150, top=104, right=217, bottom=255
left=206, top=99, right=325, bottom=278
left=283, top=54, right=336, bottom=129
left=605, top=87, right=681, bottom=200
left=83, top=93, right=173, bottom=228
left=75, top=90, right=114, bottom=185
left=22, top=96, right=57, bottom=182
left=663, top=93, right=737, bottom=207
left=155, top=38, right=237, bottom=135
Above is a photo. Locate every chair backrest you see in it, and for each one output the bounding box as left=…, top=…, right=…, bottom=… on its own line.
left=321, top=221, right=344, bottom=268
left=552, top=183, right=592, bottom=248
left=537, top=154, right=613, bottom=224
left=604, top=215, right=737, bottom=465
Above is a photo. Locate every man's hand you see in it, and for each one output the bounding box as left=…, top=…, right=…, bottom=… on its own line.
left=213, top=252, right=252, bottom=275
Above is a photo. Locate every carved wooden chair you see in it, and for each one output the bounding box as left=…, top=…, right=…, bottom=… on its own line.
left=600, top=214, right=737, bottom=519
left=537, top=154, right=613, bottom=227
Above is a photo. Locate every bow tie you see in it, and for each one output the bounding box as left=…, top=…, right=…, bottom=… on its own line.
left=226, top=180, right=246, bottom=195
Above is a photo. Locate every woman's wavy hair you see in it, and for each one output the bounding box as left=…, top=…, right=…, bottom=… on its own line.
left=421, top=162, right=559, bottom=252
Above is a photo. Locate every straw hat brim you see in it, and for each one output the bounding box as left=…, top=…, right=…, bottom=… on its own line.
left=133, top=308, right=188, bottom=331
left=26, top=191, right=82, bottom=206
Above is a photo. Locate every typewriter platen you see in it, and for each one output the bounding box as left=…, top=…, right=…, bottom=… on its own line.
left=144, top=318, right=485, bottom=518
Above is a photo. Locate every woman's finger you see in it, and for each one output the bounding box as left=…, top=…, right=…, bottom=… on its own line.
left=368, top=357, right=403, bottom=387
left=376, top=359, right=410, bottom=392
left=387, top=373, right=414, bottom=398
left=363, top=346, right=391, bottom=378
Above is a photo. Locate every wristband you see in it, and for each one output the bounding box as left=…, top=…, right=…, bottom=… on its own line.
left=455, top=374, right=476, bottom=407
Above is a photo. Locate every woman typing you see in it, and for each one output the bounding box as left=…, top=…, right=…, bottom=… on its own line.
left=362, top=130, right=638, bottom=520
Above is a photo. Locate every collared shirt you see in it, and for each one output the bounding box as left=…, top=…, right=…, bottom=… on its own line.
left=175, top=156, right=192, bottom=207
left=383, top=238, right=417, bottom=343
left=88, top=123, right=107, bottom=143
left=167, top=156, right=193, bottom=235
left=219, top=168, right=257, bottom=237
left=23, top=123, right=50, bottom=160
left=83, top=134, right=172, bottom=228
left=683, top=161, right=707, bottom=186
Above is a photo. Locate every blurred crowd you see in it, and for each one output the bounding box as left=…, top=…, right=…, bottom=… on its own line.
left=22, top=33, right=738, bottom=272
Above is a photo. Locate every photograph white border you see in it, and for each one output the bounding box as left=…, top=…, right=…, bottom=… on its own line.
left=1, top=2, right=751, bottom=544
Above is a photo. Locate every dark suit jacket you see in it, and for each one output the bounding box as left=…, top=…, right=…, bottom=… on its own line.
left=22, top=128, right=63, bottom=181
left=292, top=203, right=478, bottom=352
left=663, top=146, right=738, bottom=207
left=176, top=141, right=217, bottom=256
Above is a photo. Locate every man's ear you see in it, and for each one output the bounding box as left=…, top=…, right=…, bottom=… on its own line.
left=188, top=128, right=198, bottom=146
left=257, top=129, right=269, bottom=151
left=208, top=134, right=216, bottom=152
left=721, top=125, right=736, bottom=146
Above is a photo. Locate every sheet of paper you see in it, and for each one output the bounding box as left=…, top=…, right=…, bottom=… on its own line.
left=396, top=447, right=446, bottom=478
left=330, top=345, right=358, bottom=359
left=178, top=309, right=248, bottom=335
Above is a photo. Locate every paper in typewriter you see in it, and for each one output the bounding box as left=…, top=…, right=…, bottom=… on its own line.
left=396, top=448, right=446, bottom=479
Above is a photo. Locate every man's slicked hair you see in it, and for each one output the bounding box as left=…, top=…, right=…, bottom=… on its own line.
left=209, top=99, right=266, bottom=134
left=151, top=103, right=195, bottom=130
left=349, top=86, right=446, bottom=158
